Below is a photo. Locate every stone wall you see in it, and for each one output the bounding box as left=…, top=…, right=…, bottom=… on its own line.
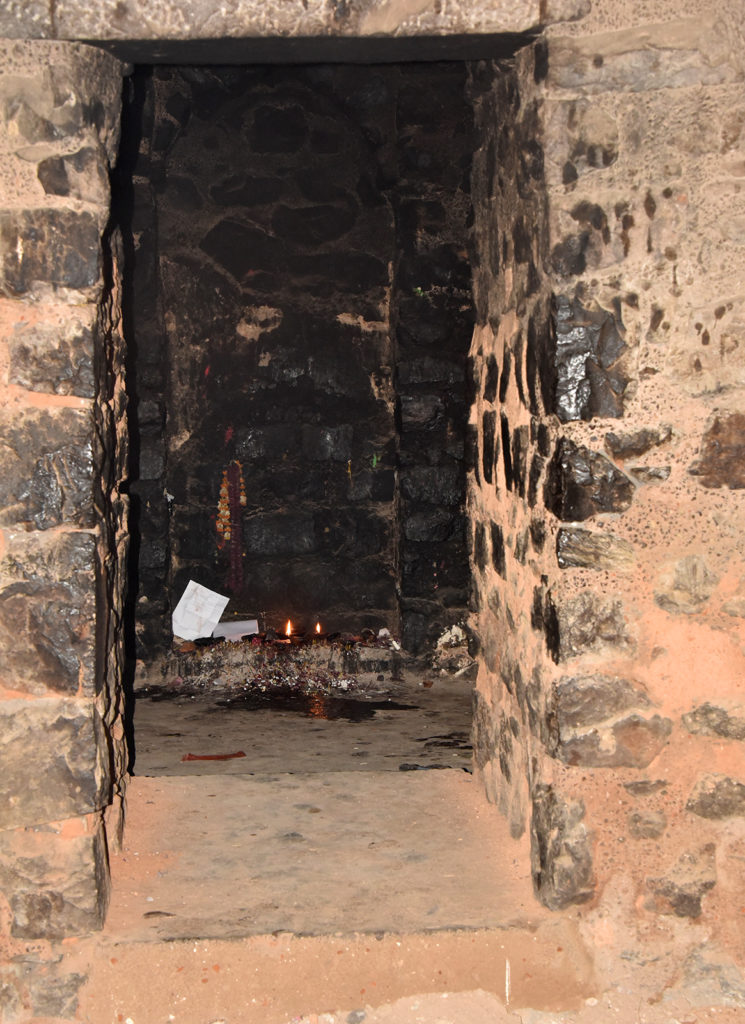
left=467, top=2, right=745, bottom=994
left=126, top=62, right=473, bottom=655
left=467, top=46, right=568, bottom=865
left=390, top=63, right=474, bottom=652
left=465, top=0, right=745, bottom=999
left=0, top=41, right=126, bottom=1019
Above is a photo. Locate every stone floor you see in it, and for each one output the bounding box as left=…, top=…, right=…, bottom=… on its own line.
left=131, top=670, right=473, bottom=776
left=70, top=667, right=745, bottom=1023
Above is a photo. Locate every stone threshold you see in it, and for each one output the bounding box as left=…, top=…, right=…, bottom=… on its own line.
left=73, top=771, right=595, bottom=1022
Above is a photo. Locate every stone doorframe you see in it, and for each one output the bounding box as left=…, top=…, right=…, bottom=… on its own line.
left=0, top=41, right=128, bottom=947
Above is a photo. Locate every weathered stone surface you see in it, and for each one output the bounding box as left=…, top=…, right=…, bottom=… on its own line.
left=605, top=424, right=672, bottom=460
left=0, top=817, right=109, bottom=938
left=0, top=406, right=94, bottom=529
left=557, top=591, right=632, bottom=658
left=683, top=703, right=745, bottom=741
left=549, top=22, right=741, bottom=95
left=553, top=295, right=628, bottom=421
left=545, top=98, right=618, bottom=187
left=24, top=966, right=87, bottom=1019
left=545, top=439, right=634, bottom=521
left=0, top=530, right=96, bottom=695
left=531, top=783, right=594, bottom=910
left=722, top=577, right=745, bottom=618
left=49, top=0, right=539, bottom=42
left=687, top=774, right=745, bottom=820
left=0, top=209, right=101, bottom=294
left=0, top=44, right=124, bottom=163
left=654, top=555, right=718, bottom=615
left=37, top=146, right=110, bottom=205
left=556, top=526, right=634, bottom=570
left=0, top=700, right=109, bottom=830
left=628, top=810, right=666, bottom=839
left=690, top=413, right=745, bottom=489
left=8, top=315, right=95, bottom=398
left=629, top=465, right=671, bottom=484
left=624, top=778, right=668, bottom=797
left=531, top=581, right=560, bottom=662
left=553, top=675, right=671, bottom=770
left=555, top=673, right=648, bottom=729
left=680, top=949, right=745, bottom=1009
left=646, top=844, right=717, bottom=918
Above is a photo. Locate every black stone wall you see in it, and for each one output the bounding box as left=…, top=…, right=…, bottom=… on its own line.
left=123, top=63, right=474, bottom=654
left=392, top=65, right=474, bottom=652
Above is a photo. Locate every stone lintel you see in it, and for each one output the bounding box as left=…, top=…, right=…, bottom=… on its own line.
left=2, top=0, right=540, bottom=49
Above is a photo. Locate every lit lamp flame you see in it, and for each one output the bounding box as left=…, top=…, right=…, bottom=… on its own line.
left=285, top=619, right=292, bottom=637
left=315, top=622, right=321, bottom=635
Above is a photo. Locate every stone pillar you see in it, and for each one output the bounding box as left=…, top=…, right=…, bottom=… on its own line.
left=0, top=40, right=126, bottom=1020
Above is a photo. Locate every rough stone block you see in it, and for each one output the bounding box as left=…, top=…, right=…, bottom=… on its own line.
left=557, top=591, right=632, bottom=659
left=548, top=22, right=740, bottom=95
left=687, top=774, right=745, bottom=820
left=8, top=312, right=96, bottom=398
left=558, top=711, right=672, bottom=768
left=646, top=844, right=717, bottom=918
left=249, top=104, right=308, bottom=152
left=301, top=424, right=353, bottom=462
left=683, top=703, right=745, bottom=741
left=400, top=465, right=463, bottom=505
left=544, top=98, right=618, bottom=186
left=555, top=673, right=649, bottom=730
left=272, top=202, right=357, bottom=246
left=624, top=778, right=668, bottom=797
left=24, top=966, right=87, bottom=1019
left=0, top=0, right=51, bottom=38
left=628, top=810, right=666, bottom=839
left=0, top=699, right=109, bottom=830
left=531, top=783, right=594, bottom=910
left=629, top=465, right=670, bottom=484
left=722, top=577, right=745, bottom=618
left=545, top=439, right=634, bottom=521
left=0, top=530, right=96, bottom=696
left=605, top=424, right=672, bottom=460
left=553, top=295, right=628, bottom=421
left=0, top=44, right=123, bottom=158
left=243, top=513, right=316, bottom=556
left=679, top=950, right=745, bottom=1009
left=0, top=209, right=101, bottom=294
left=0, top=406, right=94, bottom=529
left=690, top=413, right=745, bottom=488
left=0, top=816, right=109, bottom=938
left=554, top=673, right=670, bottom=768
left=37, top=146, right=110, bottom=205
left=654, top=555, right=718, bottom=615
left=556, top=527, right=634, bottom=570
left=530, top=580, right=560, bottom=662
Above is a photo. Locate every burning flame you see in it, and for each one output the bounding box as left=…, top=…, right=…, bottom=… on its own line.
left=285, top=619, right=292, bottom=637
left=315, top=621, right=321, bottom=634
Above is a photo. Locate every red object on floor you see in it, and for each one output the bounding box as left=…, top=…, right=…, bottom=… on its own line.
left=181, top=750, right=247, bottom=761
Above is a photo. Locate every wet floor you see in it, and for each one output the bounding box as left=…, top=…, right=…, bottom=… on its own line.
left=133, top=675, right=474, bottom=776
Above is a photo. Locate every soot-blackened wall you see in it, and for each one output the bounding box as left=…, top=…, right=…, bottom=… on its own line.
left=124, top=63, right=474, bottom=654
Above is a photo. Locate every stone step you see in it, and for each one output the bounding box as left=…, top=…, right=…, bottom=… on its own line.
left=75, top=924, right=594, bottom=1024
left=71, top=771, right=594, bottom=1022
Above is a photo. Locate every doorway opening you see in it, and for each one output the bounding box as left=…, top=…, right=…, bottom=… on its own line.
left=102, top=34, right=557, bottom=942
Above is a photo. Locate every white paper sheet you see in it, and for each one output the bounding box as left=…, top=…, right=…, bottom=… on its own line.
left=172, top=580, right=230, bottom=641
left=212, top=619, right=259, bottom=642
